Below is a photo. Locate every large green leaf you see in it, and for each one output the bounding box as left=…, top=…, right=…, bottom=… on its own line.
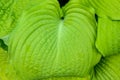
left=9, top=0, right=101, bottom=80
left=96, top=17, right=120, bottom=56
left=92, top=54, right=120, bottom=80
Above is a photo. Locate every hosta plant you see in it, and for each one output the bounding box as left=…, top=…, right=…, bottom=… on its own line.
left=0, top=0, right=120, bottom=80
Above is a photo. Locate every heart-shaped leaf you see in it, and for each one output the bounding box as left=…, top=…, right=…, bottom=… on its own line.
left=9, top=0, right=101, bottom=79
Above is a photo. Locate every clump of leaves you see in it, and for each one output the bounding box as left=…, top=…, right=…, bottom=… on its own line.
left=0, top=0, right=120, bottom=80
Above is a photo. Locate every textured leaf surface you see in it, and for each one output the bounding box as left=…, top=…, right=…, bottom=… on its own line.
left=0, top=0, right=43, bottom=38
left=0, top=48, right=8, bottom=80
left=44, top=76, right=90, bottom=80
left=9, top=0, right=101, bottom=80
left=82, top=0, right=120, bottom=20
left=0, top=0, right=15, bottom=37
left=12, top=0, right=46, bottom=18
left=92, top=54, right=120, bottom=80
left=96, top=17, right=120, bottom=56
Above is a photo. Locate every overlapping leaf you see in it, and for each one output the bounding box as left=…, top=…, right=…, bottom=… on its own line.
left=92, top=54, right=120, bottom=80
left=9, top=0, right=101, bottom=80
left=83, top=0, right=120, bottom=20
left=96, top=17, right=120, bottom=56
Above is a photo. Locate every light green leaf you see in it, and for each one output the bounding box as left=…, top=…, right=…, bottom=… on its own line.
left=0, top=38, right=8, bottom=79
left=44, top=76, right=90, bottom=80
left=96, top=17, right=120, bottom=56
left=0, top=47, right=8, bottom=80
left=12, top=0, right=47, bottom=18
left=0, top=0, right=44, bottom=38
left=0, top=0, right=15, bottom=37
left=83, top=0, right=120, bottom=20
left=92, top=54, right=120, bottom=80
left=9, top=0, right=101, bottom=80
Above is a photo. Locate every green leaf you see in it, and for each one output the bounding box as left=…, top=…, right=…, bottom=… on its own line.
left=0, top=48, right=8, bottom=80
left=44, top=76, right=90, bottom=80
left=96, top=17, right=120, bottom=56
left=12, top=0, right=46, bottom=17
left=84, top=0, right=120, bottom=20
left=92, top=54, right=120, bottom=80
left=0, top=0, right=44, bottom=38
left=9, top=0, right=101, bottom=80
left=0, top=0, right=15, bottom=37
